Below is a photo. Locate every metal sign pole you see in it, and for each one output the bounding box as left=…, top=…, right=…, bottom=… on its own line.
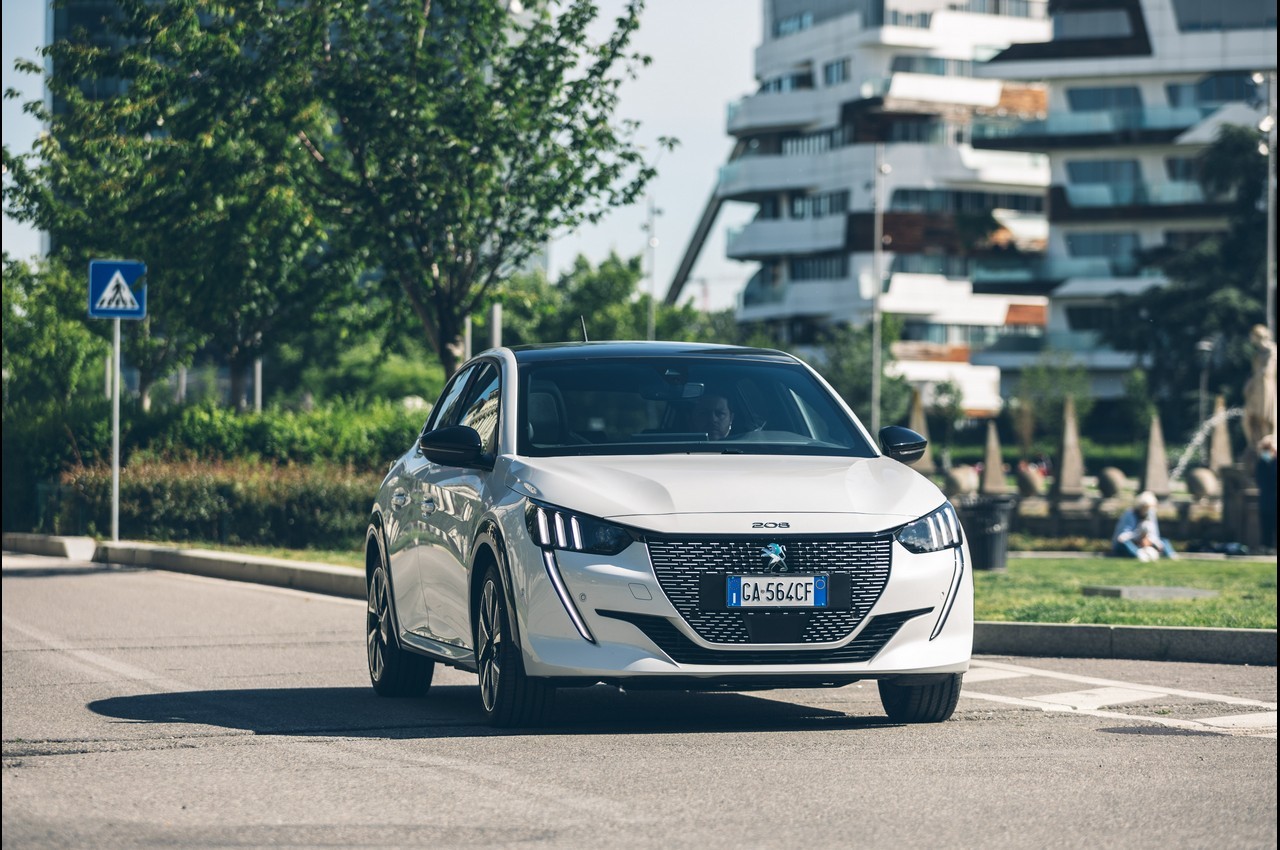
left=112, top=317, right=121, bottom=542
left=87, top=258, right=147, bottom=545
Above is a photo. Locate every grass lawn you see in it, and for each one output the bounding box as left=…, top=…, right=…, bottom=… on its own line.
left=976, top=558, right=1277, bottom=629
left=143, top=541, right=1276, bottom=630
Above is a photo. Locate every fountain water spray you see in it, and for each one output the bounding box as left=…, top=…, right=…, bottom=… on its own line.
left=1170, top=407, right=1244, bottom=482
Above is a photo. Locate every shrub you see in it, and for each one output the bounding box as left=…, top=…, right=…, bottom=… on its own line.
left=56, top=461, right=382, bottom=550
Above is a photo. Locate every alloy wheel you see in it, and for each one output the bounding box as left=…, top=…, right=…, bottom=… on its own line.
left=477, top=578, right=503, bottom=712
left=367, top=567, right=391, bottom=683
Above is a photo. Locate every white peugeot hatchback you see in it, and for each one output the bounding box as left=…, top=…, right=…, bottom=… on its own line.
left=365, top=342, right=972, bottom=726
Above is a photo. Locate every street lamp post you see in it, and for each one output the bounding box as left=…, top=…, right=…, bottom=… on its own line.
left=1196, top=338, right=1214, bottom=428
left=1256, top=71, right=1277, bottom=340
left=870, top=143, right=891, bottom=435
left=643, top=195, right=662, bottom=341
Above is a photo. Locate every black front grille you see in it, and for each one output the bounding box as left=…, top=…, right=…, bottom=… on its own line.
left=646, top=535, right=893, bottom=644
left=597, top=608, right=932, bottom=665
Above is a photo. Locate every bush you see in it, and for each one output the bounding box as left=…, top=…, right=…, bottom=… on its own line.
left=55, top=461, right=382, bottom=550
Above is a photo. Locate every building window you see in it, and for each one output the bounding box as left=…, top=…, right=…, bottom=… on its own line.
left=889, top=55, right=975, bottom=77
left=780, top=125, right=852, bottom=156
left=789, top=190, right=850, bottom=219
left=1167, top=73, right=1260, bottom=107
left=1170, top=0, right=1277, bottom=32
left=823, top=58, right=850, bottom=86
left=1066, top=160, right=1141, bottom=185
left=760, top=70, right=815, bottom=94
left=889, top=188, right=1043, bottom=214
left=789, top=253, right=849, bottom=281
left=886, top=10, right=932, bottom=27
left=1065, top=232, right=1140, bottom=258
left=775, top=12, right=813, bottom=37
left=1052, top=9, right=1132, bottom=39
left=1164, top=157, right=1199, bottom=181
left=1065, top=86, right=1142, bottom=111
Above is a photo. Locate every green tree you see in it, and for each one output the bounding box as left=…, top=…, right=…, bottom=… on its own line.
left=1014, top=353, right=1094, bottom=446
left=928, top=379, right=965, bottom=462
left=2, top=255, right=109, bottom=413
left=1101, top=123, right=1269, bottom=435
left=4, top=2, right=355, bottom=409
left=284, top=0, right=670, bottom=375
left=806, top=321, right=911, bottom=429
left=490, top=252, right=735, bottom=346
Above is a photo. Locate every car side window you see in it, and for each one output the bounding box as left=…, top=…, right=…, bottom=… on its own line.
left=458, top=363, right=501, bottom=454
left=424, top=365, right=477, bottom=434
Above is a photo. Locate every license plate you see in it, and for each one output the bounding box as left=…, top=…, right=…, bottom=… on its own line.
left=726, top=575, right=828, bottom=608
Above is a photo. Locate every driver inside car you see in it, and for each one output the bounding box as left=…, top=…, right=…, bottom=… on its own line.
left=692, top=392, right=735, bottom=440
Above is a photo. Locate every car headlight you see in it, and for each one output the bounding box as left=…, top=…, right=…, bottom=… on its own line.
left=896, top=502, right=963, bottom=553
left=525, top=501, right=635, bottom=555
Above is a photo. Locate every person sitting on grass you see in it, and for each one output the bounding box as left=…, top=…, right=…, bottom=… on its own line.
left=1112, top=490, right=1177, bottom=561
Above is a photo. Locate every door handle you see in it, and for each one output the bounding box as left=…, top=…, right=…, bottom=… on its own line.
left=390, top=490, right=410, bottom=509
left=420, top=497, right=437, bottom=516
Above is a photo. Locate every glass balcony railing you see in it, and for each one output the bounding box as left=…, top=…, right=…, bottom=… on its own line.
left=970, top=255, right=1155, bottom=283
left=1063, top=181, right=1210, bottom=208
left=979, top=330, right=1106, bottom=354
left=973, top=106, right=1214, bottom=140
left=739, top=269, right=785, bottom=308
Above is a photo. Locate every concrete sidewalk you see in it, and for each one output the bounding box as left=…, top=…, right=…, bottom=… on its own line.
left=5, top=532, right=1275, bottom=666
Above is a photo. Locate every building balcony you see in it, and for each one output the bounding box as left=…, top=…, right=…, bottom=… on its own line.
left=1049, top=184, right=1231, bottom=223
left=971, top=106, right=1213, bottom=149
left=1063, top=181, right=1206, bottom=208
left=970, top=255, right=1153, bottom=293
left=717, top=150, right=853, bottom=200
left=971, top=330, right=1140, bottom=374
left=726, top=216, right=846, bottom=260
left=738, top=275, right=856, bottom=322
left=727, top=89, right=828, bottom=135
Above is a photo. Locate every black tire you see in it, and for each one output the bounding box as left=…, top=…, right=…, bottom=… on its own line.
left=475, top=565, right=554, bottom=728
left=367, top=561, right=435, bottom=697
left=878, top=673, right=962, bottom=723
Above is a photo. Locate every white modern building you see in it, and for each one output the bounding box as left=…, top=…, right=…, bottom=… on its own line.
left=970, top=0, right=1277, bottom=399
left=669, top=0, right=1057, bottom=415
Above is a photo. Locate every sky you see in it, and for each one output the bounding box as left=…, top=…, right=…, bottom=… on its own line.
left=2, top=0, right=762, bottom=311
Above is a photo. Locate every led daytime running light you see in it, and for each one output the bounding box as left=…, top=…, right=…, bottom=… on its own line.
left=896, top=502, right=964, bottom=553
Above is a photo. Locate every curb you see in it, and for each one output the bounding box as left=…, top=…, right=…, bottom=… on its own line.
left=5, top=534, right=1275, bottom=666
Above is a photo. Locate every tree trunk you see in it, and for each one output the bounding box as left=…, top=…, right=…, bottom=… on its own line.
left=229, top=358, right=249, bottom=411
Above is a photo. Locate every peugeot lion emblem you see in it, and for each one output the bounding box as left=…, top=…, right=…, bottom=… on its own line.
left=761, top=542, right=788, bottom=574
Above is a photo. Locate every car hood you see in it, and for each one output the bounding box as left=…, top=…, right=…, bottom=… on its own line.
left=503, top=454, right=946, bottom=535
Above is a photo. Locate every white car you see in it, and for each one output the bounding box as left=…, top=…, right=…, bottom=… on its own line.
left=365, top=342, right=972, bottom=726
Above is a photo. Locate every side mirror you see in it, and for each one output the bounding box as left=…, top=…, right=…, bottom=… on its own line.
left=419, top=425, right=489, bottom=468
left=879, top=425, right=927, bottom=465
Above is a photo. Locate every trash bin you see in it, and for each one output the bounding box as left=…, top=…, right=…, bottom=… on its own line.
left=959, top=495, right=1016, bottom=571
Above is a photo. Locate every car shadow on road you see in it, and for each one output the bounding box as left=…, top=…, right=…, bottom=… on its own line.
left=88, top=683, right=902, bottom=737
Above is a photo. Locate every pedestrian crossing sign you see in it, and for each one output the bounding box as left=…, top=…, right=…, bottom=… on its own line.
left=88, top=260, right=147, bottom=319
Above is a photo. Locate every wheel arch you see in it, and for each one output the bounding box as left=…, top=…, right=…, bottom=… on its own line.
left=364, top=510, right=406, bottom=650
left=470, top=519, right=524, bottom=651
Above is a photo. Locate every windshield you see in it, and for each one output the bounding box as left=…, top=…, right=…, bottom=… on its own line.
left=517, top=357, right=876, bottom=458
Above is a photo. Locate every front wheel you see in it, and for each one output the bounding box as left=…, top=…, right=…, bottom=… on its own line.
left=367, top=562, right=434, bottom=697
left=475, top=565, right=554, bottom=727
left=878, top=673, right=962, bottom=723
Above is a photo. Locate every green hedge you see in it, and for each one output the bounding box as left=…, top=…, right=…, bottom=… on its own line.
left=54, top=461, right=383, bottom=550
left=3, top=400, right=425, bottom=532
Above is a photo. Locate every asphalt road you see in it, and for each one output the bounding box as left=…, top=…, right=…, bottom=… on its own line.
left=3, top=551, right=1276, bottom=850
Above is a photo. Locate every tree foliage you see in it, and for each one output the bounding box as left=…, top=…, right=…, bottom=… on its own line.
left=281, top=0, right=670, bottom=374
left=805, top=321, right=912, bottom=428
left=1100, top=123, right=1270, bottom=435
left=492, top=252, right=732, bottom=346
left=2, top=254, right=109, bottom=414
left=1014, top=353, right=1094, bottom=446
left=4, top=1, right=362, bottom=408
